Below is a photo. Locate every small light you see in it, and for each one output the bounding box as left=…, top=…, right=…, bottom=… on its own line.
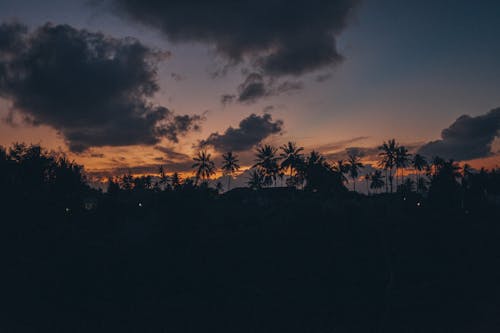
left=65, top=207, right=70, bottom=213
left=416, top=202, right=421, bottom=207
left=138, top=202, right=143, bottom=208
left=403, top=197, right=407, bottom=201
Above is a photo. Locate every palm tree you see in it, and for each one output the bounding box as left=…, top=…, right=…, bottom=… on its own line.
left=170, top=172, right=181, bottom=189
left=416, top=177, right=428, bottom=194
left=192, top=150, right=216, bottom=185
left=378, top=139, right=398, bottom=192
left=253, top=144, right=280, bottom=187
left=395, top=146, right=411, bottom=187
left=333, top=159, right=349, bottom=184
left=370, top=170, right=385, bottom=193
left=347, top=153, right=364, bottom=191
left=364, top=173, right=371, bottom=195
left=279, top=141, right=304, bottom=180
left=247, top=169, right=264, bottom=190
left=157, top=165, right=170, bottom=190
left=412, top=154, right=427, bottom=193
left=221, top=151, right=240, bottom=191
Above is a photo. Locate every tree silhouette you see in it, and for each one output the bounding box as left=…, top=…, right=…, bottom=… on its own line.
left=370, top=170, right=385, bottom=193
left=279, top=141, right=304, bottom=180
left=170, top=172, right=181, bottom=190
left=221, top=151, right=240, bottom=191
left=412, top=154, right=427, bottom=193
left=364, top=173, right=371, bottom=195
left=395, top=146, right=411, bottom=187
left=378, top=139, right=398, bottom=193
left=347, top=153, right=364, bottom=191
left=192, top=150, right=216, bottom=185
left=333, top=159, right=349, bottom=184
left=253, top=145, right=280, bottom=187
left=247, top=169, right=264, bottom=190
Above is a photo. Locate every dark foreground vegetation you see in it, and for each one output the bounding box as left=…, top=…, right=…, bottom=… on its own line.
left=2, top=143, right=500, bottom=332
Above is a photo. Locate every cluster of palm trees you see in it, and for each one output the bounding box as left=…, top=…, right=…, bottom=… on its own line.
left=186, top=138, right=478, bottom=194
left=190, top=141, right=369, bottom=192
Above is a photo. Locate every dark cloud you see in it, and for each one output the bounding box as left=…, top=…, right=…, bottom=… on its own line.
left=317, top=136, right=370, bottom=153
left=170, top=72, right=184, bottom=81
left=418, top=108, right=500, bottom=161
left=108, top=0, right=359, bottom=77
left=154, top=146, right=190, bottom=161
left=200, top=113, right=283, bottom=152
left=0, top=22, right=202, bottom=152
left=223, top=73, right=303, bottom=104
left=220, top=94, right=236, bottom=106
left=315, top=73, right=333, bottom=83
left=325, top=146, right=380, bottom=161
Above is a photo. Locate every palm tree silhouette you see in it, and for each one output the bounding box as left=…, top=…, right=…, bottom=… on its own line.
left=347, top=153, right=364, bottom=191
left=395, top=146, right=411, bottom=187
left=412, top=154, right=427, bottom=193
left=221, top=151, right=240, bottom=191
left=247, top=169, right=264, bottom=190
left=279, top=141, right=304, bottom=180
left=364, top=173, right=371, bottom=195
left=253, top=145, right=280, bottom=187
left=170, top=172, right=181, bottom=189
left=333, top=159, right=349, bottom=184
left=192, top=150, right=216, bottom=185
left=370, top=170, right=385, bottom=193
left=378, top=139, right=398, bottom=193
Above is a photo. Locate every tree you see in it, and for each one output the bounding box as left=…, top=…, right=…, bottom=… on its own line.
left=333, top=159, right=349, bottom=184
left=412, top=154, right=427, bottom=193
left=279, top=141, right=304, bottom=181
left=253, top=145, right=280, bottom=187
left=171, top=172, right=181, bottom=190
left=107, top=177, right=120, bottom=194
left=157, top=165, right=170, bottom=190
left=192, top=150, right=216, bottom=185
left=300, top=151, right=346, bottom=194
left=121, top=171, right=134, bottom=191
left=221, top=152, right=240, bottom=191
left=364, top=173, right=371, bottom=195
left=347, top=153, right=364, bottom=191
left=370, top=170, right=385, bottom=193
left=247, top=169, right=264, bottom=190
left=378, top=139, right=398, bottom=192
left=395, top=146, right=411, bottom=187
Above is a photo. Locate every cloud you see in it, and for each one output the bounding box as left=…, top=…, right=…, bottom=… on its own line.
left=222, top=72, right=303, bottom=104
left=200, top=113, right=283, bottom=152
left=418, top=108, right=500, bottom=161
left=107, top=0, right=359, bottom=77
left=170, top=72, right=184, bottom=81
left=317, top=136, right=370, bottom=153
left=154, top=146, right=190, bottom=161
left=0, top=22, right=202, bottom=152
left=325, top=146, right=380, bottom=161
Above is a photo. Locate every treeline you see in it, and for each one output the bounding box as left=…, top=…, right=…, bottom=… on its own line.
left=102, top=139, right=500, bottom=210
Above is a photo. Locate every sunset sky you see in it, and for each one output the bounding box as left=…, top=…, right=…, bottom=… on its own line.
left=0, top=0, right=499, bottom=181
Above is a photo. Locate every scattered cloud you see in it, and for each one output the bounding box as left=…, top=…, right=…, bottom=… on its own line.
left=200, top=113, right=283, bottom=152
left=317, top=136, right=370, bottom=153
left=0, top=22, right=202, bottom=152
left=418, top=108, right=500, bottom=161
left=170, top=72, right=184, bottom=81
left=154, top=146, right=190, bottom=161
left=222, top=73, right=303, bottom=104
left=315, top=73, right=333, bottom=83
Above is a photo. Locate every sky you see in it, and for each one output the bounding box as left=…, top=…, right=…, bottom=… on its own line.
left=0, top=0, right=499, bottom=182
